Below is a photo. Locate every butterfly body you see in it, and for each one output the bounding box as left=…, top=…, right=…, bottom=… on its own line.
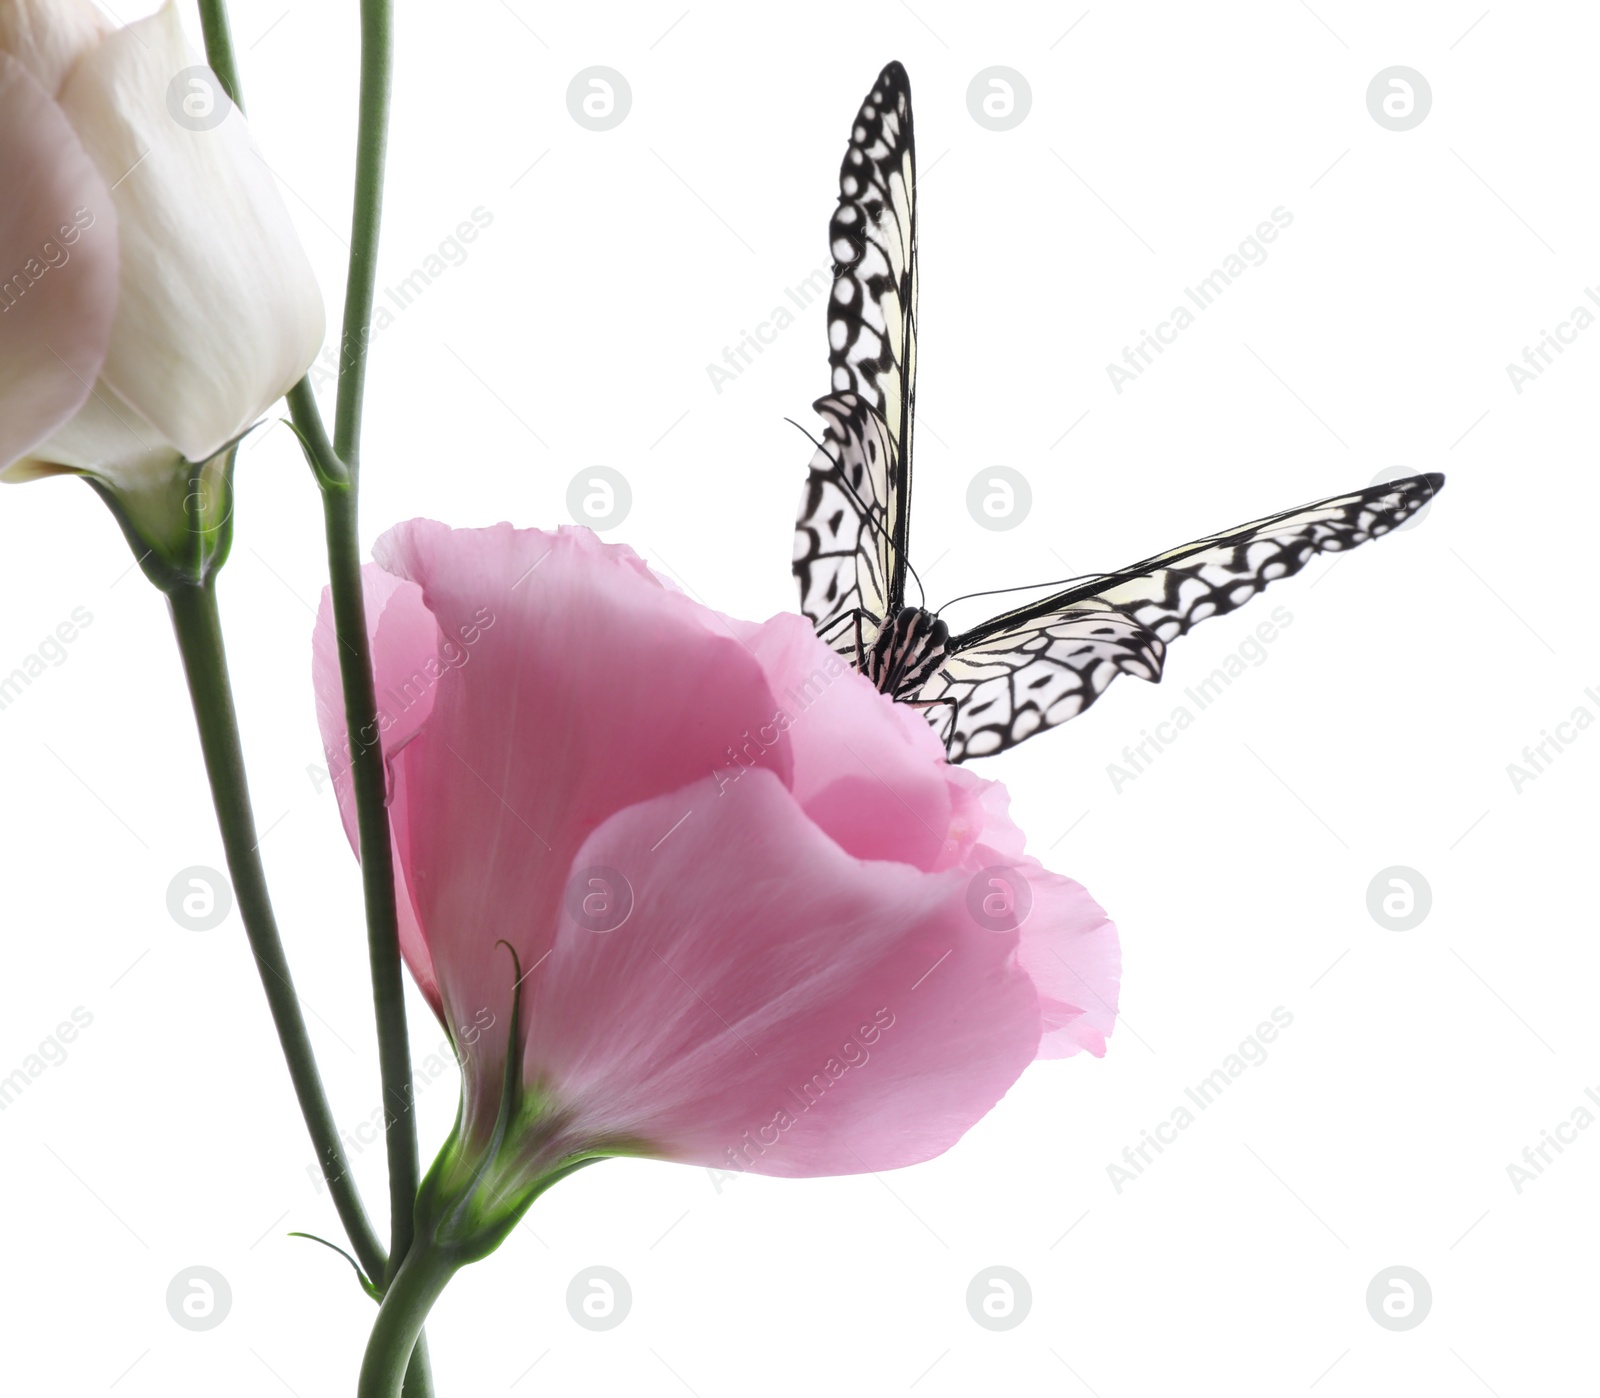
left=865, top=605, right=950, bottom=699
left=793, top=62, right=1444, bottom=762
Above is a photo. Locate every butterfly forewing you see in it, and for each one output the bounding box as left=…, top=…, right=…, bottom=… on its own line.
left=794, top=61, right=918, bottom=640
left=828, top=62, right=916, bottom=460
left=926, top=473, right=1443, bottom=760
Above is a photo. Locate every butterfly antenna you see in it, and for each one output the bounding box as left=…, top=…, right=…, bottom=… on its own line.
left=783, top=417, right=828, bottom=454
left=781, top=414, right=906, bottom=567
left=933, top=572, right=1106, bottom=618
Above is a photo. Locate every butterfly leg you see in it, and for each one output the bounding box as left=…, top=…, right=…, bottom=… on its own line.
left=815, top=608, right=874, bottom=674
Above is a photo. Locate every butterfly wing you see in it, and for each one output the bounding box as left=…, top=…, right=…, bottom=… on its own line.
left=924, top=473, right=1445, bottom=760
left=827, top=61, right=917, bottom=469
left=794, top=61, right=918, bottom=650
left=792, top=393, right=900, bottom=656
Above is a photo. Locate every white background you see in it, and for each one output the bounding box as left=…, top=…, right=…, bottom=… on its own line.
left=0, top=1, right=1594, bottom=1394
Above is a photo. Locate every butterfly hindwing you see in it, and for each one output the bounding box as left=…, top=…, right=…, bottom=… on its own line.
left=792, top=393, right=899, bottom=656
left=925, top=473, right=1443, bottom=760
left=923, top=612, right=1165, bottom=760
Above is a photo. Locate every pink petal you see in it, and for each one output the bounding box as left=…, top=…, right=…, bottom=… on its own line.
left=517, top=769, right=1042, bottom=1176
left=939, top=762, right=1027, bottom=867
left=944, top=766, right=1120, bottom=1057
left=729, top=616, right=1122, bottom=1059
left=355, top=522, right=792, bottom=1058
left=1009, top=859, right=1120, bottom=1058
left=730, top=612, right=958, bottom=869
left=309, top=518, right=1118, bottom=1172
left=0, top=51, right=117, bottom=477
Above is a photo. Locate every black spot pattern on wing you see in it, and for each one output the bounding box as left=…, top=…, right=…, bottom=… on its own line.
left=794, top=61, right=919, bottom=656
left=789, top=65, right=1448, bottom=764
left=827, top=61, right=917, bottom=465
left=924, top=473, right=1444, bottom=761
left=792, top=393, right=897, bottom=656
left=923, top=613, right=1165, bottom=761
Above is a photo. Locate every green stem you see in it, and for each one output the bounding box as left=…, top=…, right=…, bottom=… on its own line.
left=322, top=479, right=421, bottom=1285
left=358, top=1241, right=459, bottom=1398
left=315, top=0, right=421, bottom=1290
left=166, top=581, right=386, bottom=1283
left=194, top=8, right=431, bottom=1395
left=401, top=1335, right=433, bottom=1398
left=335, top=0, right=394, bottom=471
left=205, top=0, right=418, bottom=1278
left=196, top=0, right=242, bottom=107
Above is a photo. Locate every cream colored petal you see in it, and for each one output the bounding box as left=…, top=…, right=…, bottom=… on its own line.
left=0, top=0, right=106, bottom=95
left=6, top=377, right=182, bottom=491
left=0, top=50, right=118, bottom=475
left=56, top=0, right=324, bottom=464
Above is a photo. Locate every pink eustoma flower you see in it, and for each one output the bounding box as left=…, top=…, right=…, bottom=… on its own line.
left=314, top=521, right=1117, bottom=1237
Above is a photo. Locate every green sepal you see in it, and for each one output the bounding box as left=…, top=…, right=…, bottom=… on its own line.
left=84, top=436, right=240, bottom=593
left=279, top=385, right=350, bottom=493
left=410, top=942, right=634, bottom=1267
left=288, top=1231, right=384, bottom=1301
